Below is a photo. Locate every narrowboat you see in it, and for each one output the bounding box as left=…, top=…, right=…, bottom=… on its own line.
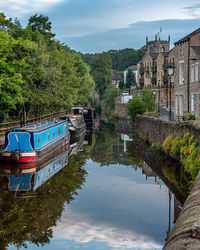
left=1, top=119, right=70, bottom=166
left=67, top=107, right=86, bottom=143
left=4, top=147, right=69, bottom=192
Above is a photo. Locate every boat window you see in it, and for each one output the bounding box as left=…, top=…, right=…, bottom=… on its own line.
left=38, top=138, right=40, bottom=143
left=48, top=168, right=50, bottom=174
left=58, top=126, right=60, bottom=135
left=48, top=132, right=50, bottom=139
left=53, top=130, right=55, bottom=136
left=64, top=123, right=67, bottom=131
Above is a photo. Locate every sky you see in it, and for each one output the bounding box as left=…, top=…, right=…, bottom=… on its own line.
left=1, top=0, right=200, bottom=53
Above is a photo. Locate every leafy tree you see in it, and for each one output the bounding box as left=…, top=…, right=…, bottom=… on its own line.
left=126, top=94, right=146, bottom=122
left=119, top=80, right=125, bottom=90
left=89, top=52, right=112, bottom=99
left=103, top=86, right=118, bottom=109
left=142, top=87, right=156, bottom=112
left=126, top=68, right=136, bottom=89
left=0, top=31, right=23, bottom=121
left=28, top=14, right=55, bottom=41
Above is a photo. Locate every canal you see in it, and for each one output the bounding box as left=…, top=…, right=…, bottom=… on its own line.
left=1, top=122, right=189, bottom=250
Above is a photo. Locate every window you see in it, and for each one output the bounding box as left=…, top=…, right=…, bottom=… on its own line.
left=58, top=126, right=60, bottom=135
left=191, top=63, right=199, bottom=82
left=195, top=63, right=199, bottom=81
left=176, top=96, right=179, bottom=115
left=180, top=96, right=184, bottom=115
left=191, top=65, right=195, bottom=82
left=180, top=44, right=184, bottom=55
left=179, top=62, right=184, bottom=84
left=191, top=94, right=194, bottom=114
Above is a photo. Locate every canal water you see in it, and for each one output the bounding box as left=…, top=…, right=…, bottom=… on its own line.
left=0, top=122, right=189, bottom=250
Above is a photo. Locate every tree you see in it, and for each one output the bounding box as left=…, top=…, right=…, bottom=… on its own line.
left=142, top=87, right=156, bottom=112
left=28, top=14, right=55, bottom=41
left=90, top=53, right=112, bottom=99
left=126, top=68, right=136, bottom=89
left=126, top=94, right=146, bottom=122
left=0, top=31, right=23, bottom=121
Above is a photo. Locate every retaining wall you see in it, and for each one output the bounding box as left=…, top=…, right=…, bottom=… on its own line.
left=135, top=115, right=200, bottom=249
left=114, top=101, right=129, bottom=119
left=135, top=115, right=200, bottom=145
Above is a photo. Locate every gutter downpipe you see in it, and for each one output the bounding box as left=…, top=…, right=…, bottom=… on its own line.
left=187, top=39, right=190, bottom=113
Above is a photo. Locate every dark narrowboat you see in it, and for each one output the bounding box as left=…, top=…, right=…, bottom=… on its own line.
left=1, top=119, right=70, bottom=167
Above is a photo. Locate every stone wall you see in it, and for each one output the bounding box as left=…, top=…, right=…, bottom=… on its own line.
left=135, top=115, right=200, bottom=145
left=114, top=101, right=129, bottom=119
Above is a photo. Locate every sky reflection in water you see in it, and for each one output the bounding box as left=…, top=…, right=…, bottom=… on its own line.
left=8, top=134, right=173, bottom=250
left=50, top=160, right=172, bottom=250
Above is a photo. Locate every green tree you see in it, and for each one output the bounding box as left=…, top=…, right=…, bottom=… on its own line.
left=126, top=94, right=146, bottom=122
left=0, top=31, right=23, bottom=121
left=90, top=53, right=112, bottom=99
left=125, top=68, right=136, bottom=89
left=28, top=14, right=55, bottom=41
left=142, top=87, right=156, bottom=112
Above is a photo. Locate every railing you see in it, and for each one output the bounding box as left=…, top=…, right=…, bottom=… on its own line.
left=162, top=75, right=168, bottom=83
left=144, top=66, right=149, bottom=73
left=140, top=67, right=144, bottom=74
left=0, top=110, right=71, bottom=136
left=151, top=65, right=157, bottom=73
left=151, top=77, right=157, bottom=84
left=162, top=64, right=168, bottom=71
left=139, top=78, right=144, bottom=85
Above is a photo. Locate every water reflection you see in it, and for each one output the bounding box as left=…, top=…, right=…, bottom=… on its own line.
left=0, top=123, right=190, bottom=249
left=0, top=131, right=92, bottom=249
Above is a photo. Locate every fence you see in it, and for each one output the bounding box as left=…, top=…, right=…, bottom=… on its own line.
left=0, top=110, right=71, bottom=136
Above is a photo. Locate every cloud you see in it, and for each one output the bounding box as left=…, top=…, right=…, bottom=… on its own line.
left=63, top=18, right=200, bottom=53
left=0, top=0, right=64, bottom=17
left=53, top=209, right=162, bottom=249
left=183, top=4, right=200, bottom=17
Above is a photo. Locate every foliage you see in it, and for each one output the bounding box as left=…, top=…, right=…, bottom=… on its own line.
left=81, top=47, right=145, bottom=71
left=90, top=52, right=112, bottom=99
left=0, top=30, right=23, bottom=121
left=126, top=94, right=146, bottom=122
left=163, top=132, right=200, bottom=183
left=125, top=68, right=136, bottom=89
left=0, top=147, right=88, bottom=249
left=0, top=14, right=95, bottom=121
left=142, top=87, right=156, bottom=112
left=182, top=112, right=196, bottom=121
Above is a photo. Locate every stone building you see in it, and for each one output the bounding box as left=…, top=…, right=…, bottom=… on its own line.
left=173, top=28, right=200, bottom=120
left=137, top=35, right=174, bottom=106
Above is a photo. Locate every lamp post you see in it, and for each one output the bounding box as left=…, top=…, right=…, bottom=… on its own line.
left=158, top=80, right=161, bottom=114
left=167, top=64, right=175, bottom=121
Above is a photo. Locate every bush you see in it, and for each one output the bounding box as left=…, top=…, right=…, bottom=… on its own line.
left=142, top=87, right=156, bottom=112
left=163, top=133, right=200, bottom=183
left=182, top=112, right=195, bottom=121
left=126, top=94, right=146, bottom=122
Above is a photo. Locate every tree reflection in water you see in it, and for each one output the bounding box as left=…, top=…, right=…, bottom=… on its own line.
left=0, top=147, right=88, bottom=249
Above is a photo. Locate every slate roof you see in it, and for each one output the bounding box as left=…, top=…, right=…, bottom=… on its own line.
left=174, top=28, right=200, bottom=45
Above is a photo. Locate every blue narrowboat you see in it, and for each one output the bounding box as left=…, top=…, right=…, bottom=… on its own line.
left=1, top=119, right=70, bottom=167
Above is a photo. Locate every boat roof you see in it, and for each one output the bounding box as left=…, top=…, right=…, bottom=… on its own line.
left=13, top=119, right=66, bottom=133
left=72, top=107, right=83, bottom=110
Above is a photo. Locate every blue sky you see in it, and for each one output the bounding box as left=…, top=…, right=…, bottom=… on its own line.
left=1, top=0, right=200, bottom=53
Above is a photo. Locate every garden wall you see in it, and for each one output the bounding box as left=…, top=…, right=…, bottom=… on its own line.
left=135, top=115, right=200, bottom=145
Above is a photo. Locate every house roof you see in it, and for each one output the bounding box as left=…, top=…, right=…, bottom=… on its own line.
left=112, top=70, right=122, bottom=80
left=149, top=53, right=158, bottom=60
left=174, top=28, right=200, bottom=45
left=161, top=52, right=170, bottom=58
